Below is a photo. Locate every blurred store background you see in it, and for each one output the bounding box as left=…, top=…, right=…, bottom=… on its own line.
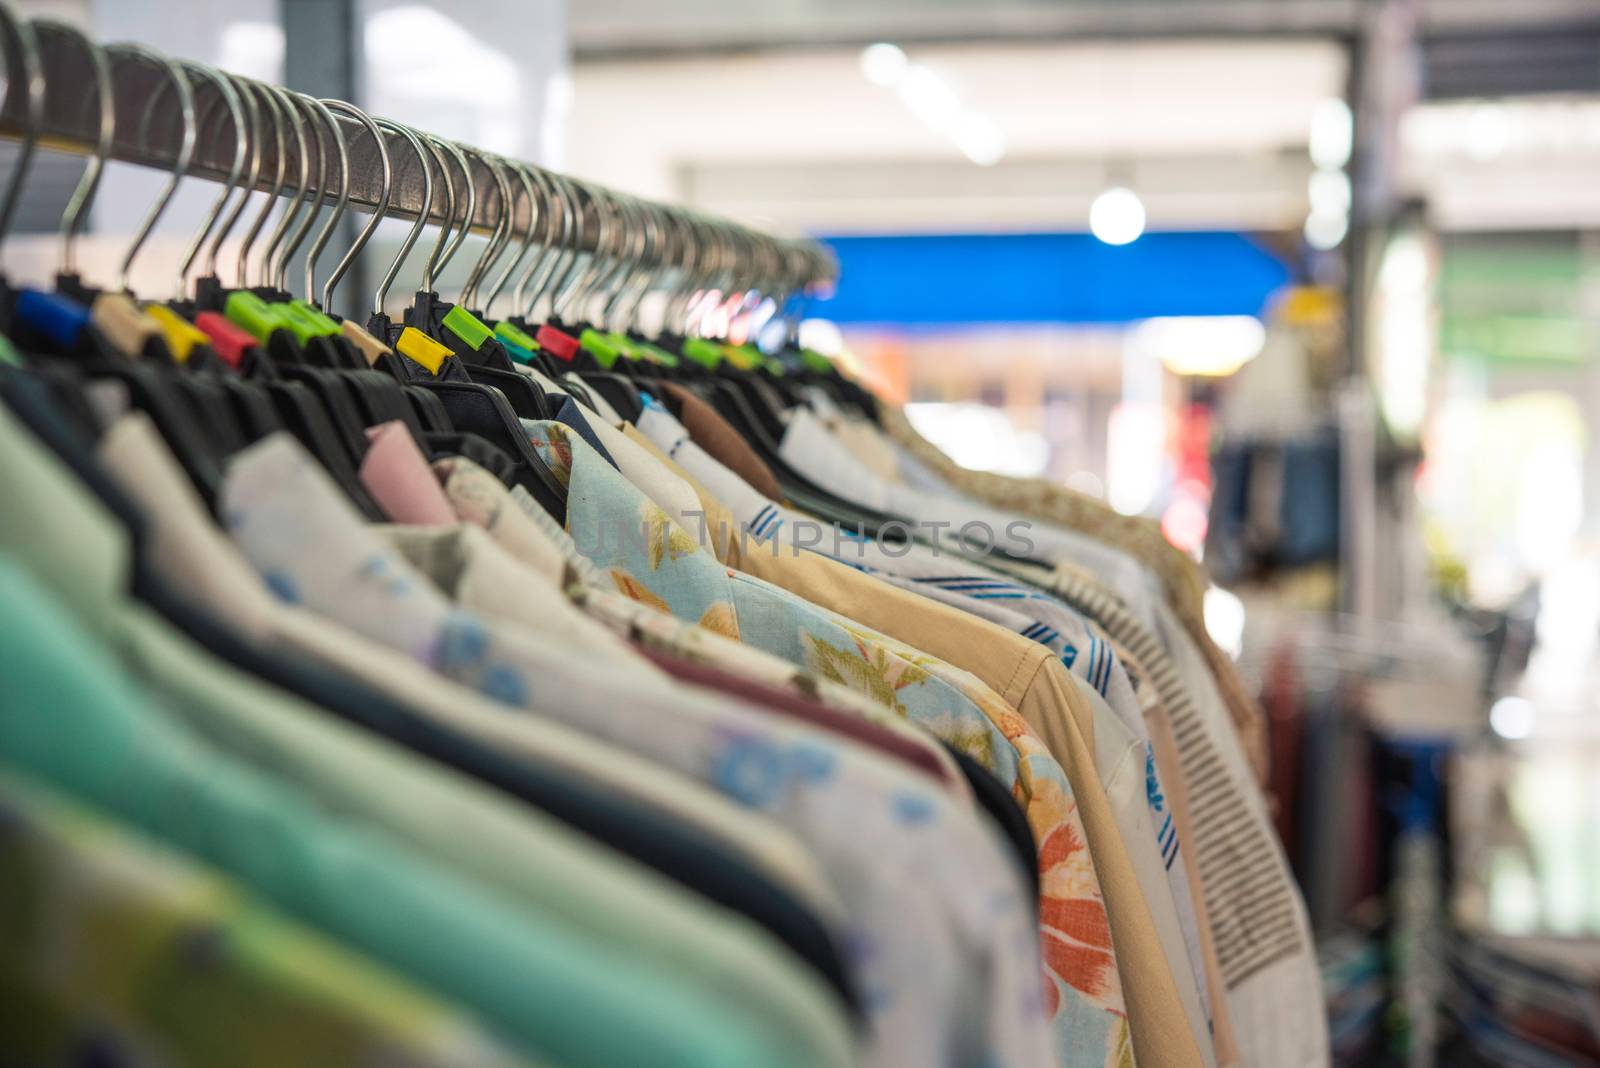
left=8, top=1, right=1600, bottom=1063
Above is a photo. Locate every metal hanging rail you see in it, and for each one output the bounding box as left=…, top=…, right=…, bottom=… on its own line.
left=0, top=18, right=837, bottom=287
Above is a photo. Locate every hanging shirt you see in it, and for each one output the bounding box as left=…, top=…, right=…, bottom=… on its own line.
left=626, top=402, right=1223, bottom=1066
left=360, top=419, right=459, bottom=525
left=0, top=405, right=855, bottom=1068
left=634, top=400, right=1143, bottom=727
left=432, top=454, right=971, bottom=799
left=1121, top=643, right=1244, bottom=1068
left=0, top=764, right=531, bottom=1068
left=95, top=414, right=846, bottom=935
left=222, top=431, right=1052, bottom=1068
left=377, top=522, right=665, bottom=677
left=781, top=407, right=1164, bottom=621
left=0, top=557, right=810, bottom=1068
left=1008, top=562, right=1329, bottom=1068
left=877, top=405, right=1272, bottom=792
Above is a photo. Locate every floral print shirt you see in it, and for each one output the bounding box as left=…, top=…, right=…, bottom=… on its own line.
left=434, top=456, right=970, bottom=800
left=523, top=420, right=1135, bottom=1068
left=629, top=404, right=1139, bottom=1066
left=222, top=433, right=1054, bottom=1068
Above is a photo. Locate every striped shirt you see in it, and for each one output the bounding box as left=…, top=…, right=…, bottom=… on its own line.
left=1009, top=562, right=1329, bottom=1068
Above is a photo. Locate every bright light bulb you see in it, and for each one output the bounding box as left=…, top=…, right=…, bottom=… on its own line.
left=953, top=111, right=1006, bottom=166
left=1466, top=103, right=1509, bottom=161
left=1089, top=186, right=1145, bottom=246
left=1308, top=169, right=1352, bottom=217
left=859, top=42, right=908, bottom=87
left=1310, top=97, right=1354, bottom=169
left=1490, top=696, right=1535, bottom=740
left=1134, top=315, right=1266, bottom=377
left=1304, top=211, right=1349, bottom=250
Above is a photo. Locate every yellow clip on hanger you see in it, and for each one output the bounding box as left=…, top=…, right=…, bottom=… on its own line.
left=396, top=326, right=451, bottom=375
left=144, top=302, right=209, bottom=362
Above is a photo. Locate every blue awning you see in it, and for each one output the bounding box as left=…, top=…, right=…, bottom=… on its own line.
left=811, top=230, right=1292, bottom=327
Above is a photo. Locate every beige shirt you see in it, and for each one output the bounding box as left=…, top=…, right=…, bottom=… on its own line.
left=620, top=428, right=1208, bottom=1068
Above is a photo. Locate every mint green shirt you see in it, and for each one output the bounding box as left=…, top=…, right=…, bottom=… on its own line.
left=0, top=767, right=534, bottom=1068
left=0, top=398, right=854, bottom=1068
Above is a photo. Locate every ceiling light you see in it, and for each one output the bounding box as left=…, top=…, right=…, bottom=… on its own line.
left=1132, top=315, right=1266, bottom=377
left=1308, top=169, right=1351, bottom=217
left=1310, top=97, right=1353, bottom=169
left=1089, top=186, right=1145, bottom=246
left=859, top=42, right=908, bottom=87
left=895, top=64, right=961, bottom=127
left=1466, top=103, right=1509, bottom=161
left=861, top=45, right=1005, bottom=168
left=1489, top=696, right=1534, bottom=740
left=952, top=111, right=1006, bottom=166
left=1304, top=211, right=1349, bottom=250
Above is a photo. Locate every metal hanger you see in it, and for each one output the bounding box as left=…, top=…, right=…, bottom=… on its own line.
left=459, top=147, right=514, bottom=311
left=583, top=191, right=636, bottom=330
left=33, top=20, right=112, bottom=285
left=613, top=200, right=672, bottom=337
left=249, top=84, right=309, bottom=290
left=601, top=194, right=658, bottom=332
left=593, top=188, right=641, bottom=327
left=617, top=204, right=668, bottom=338
left=106, top=43, right=195, bottom=295
left=479, top=158, right=542, bottom=320
left=656, top=206, right=699, bottom=338
left=433, top=140, right=478, bottom=286
left=553, top=180, right=622, bottom=326
left=316, top=99, right=389, bottom=310
left=199, top=73, right=264, bottom=287
left=541, top=174, right=593, bottom=324
left=411, top=128, right=458, bottom=297
left=0, top=2, right=44, bottom=255
left=232, top=81, right=294, bottom=288
left=262, top=90, right=322, bottom=291
left=273, top=93, right=346, bottom=295
left=369, top=116, right=432, bottom=317
left=173, top=62, right=244, bottom=298
left=514, top=167, right=576, bottom=323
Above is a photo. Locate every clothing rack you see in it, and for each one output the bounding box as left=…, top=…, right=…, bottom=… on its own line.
left=0, top=16, right=835, bottom=291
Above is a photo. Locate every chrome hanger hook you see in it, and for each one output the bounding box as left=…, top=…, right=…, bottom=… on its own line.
left=280, top=93, right=347, bottom=296
left=174, top=62, right=244, bottom=295
left=369, top=116, right=431, bottom=316
left=459, top=147, right=513, bottom=309
left=431, top=137, right=476, bottom=284
left=542, top=174, right=592, bottom=322
left=202, top=73, right=264, bottom=282
left=598, top=194, right=651, bottom=330
left=615, top=200, right=669, bottom=333
left=482, top=158, right=542, bottom=319
left=317, top=99, right=388, bottom=310
left=107, top=43, right=195, bottom=295
left=254, top=83, right=311, bottom=288
left=232, top=79, right=289, bottom=286
left=514, top=166, right=574, bottom=321
left=553, top=179, right=617, bottom=323
left=35, top=20, right=112, bottom=279
left=404, top=126, right=453, bottom=295
left=0, top=4, right=44, bottom=253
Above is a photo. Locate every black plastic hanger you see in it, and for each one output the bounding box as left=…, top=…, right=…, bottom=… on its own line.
left=421, top=379, right=567, bottom=521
